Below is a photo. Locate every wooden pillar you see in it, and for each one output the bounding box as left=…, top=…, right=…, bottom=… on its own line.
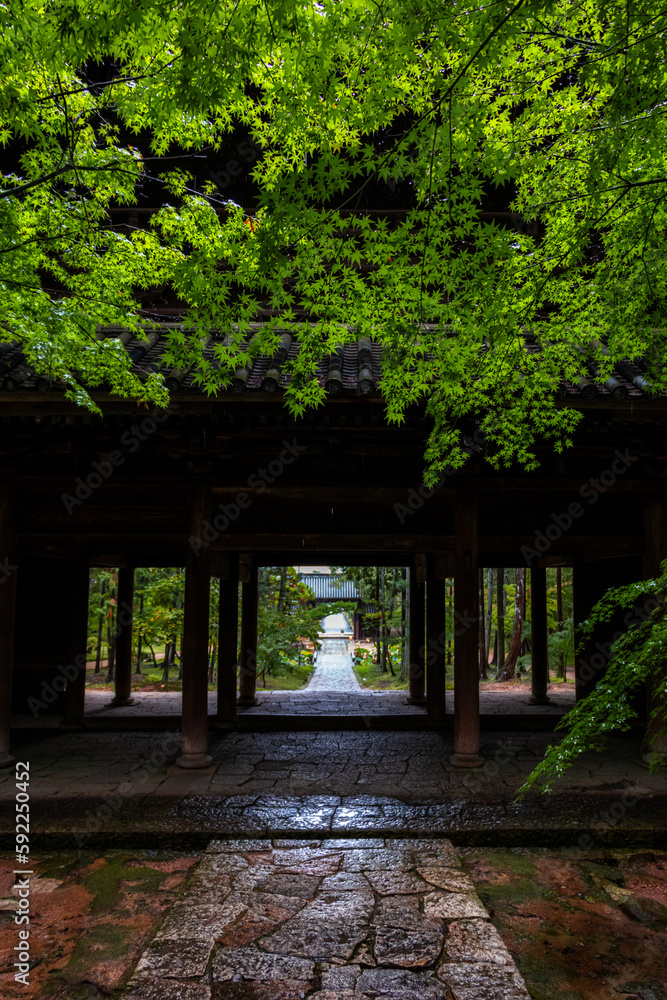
left=215, top=553, right=240, bottom=727
left=644, top=498, right=667, bottom=763
left=529, top=565, right=551, bottom=705
left=63, top=559, right=91, bottom=725
left=452, top=491, right=482, bottom=767
left=0, top=490, right=17, bottom=767
left=110, top=566, right=135, bottom=706
left=237, top=553, right=258, bottom=707
left=425, top=554, right=447, bottom=722
left=408, top=557, right=427, bottom=705
left=177, top=489, right=212, bottom=768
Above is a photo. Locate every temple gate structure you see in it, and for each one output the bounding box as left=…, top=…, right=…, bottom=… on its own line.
left=0, top=331, right=665, bottom=770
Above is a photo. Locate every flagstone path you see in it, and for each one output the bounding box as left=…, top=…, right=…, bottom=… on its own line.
left=306, top=615, right=361, bottom=693
left=125, top=837, right=531, bottom=1000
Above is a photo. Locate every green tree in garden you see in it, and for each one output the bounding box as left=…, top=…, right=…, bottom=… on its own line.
left=257, top=567, right=353, bottom=679
left=3, top=2, right=667, bottom=474
left=520, top=563, right=667, bottom=795
left=133, top=568, right=185, bottom=681
left=87, top=569, right=115, bottom=674
left=333, top=566, right=406, bottom=674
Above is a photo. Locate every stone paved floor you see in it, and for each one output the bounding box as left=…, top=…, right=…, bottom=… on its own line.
left=78, top=685, right=574, bottom=718
left=125, top=837, right=531, bottom=1000
left=307, top=634, right=361, bottom=692
left=2, top=728, right=666, bottom=848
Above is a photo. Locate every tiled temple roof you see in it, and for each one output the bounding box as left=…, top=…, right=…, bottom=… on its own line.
left=0, top=327, right=657, bottom=401
left=301, top=574, right=361, bottom=600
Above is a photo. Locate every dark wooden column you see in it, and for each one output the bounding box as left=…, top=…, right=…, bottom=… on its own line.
left=452, top=491, right=483, bottom=767
left=425, top=554, right=447, bottom=722
left=644, top=498, right=667, bottom=763
left=177, top=489, right=213, bottom=768
left=0, top=490, right=17, bottom=767
left=63, top=558, right=91, bottom=725
left=215, top=553, right=240, bottom=727
left=529, top=565, right=551, bottom=705
left=408, top=556, right=427, bottom=705
left=237, top=553, right=258, bottom=707
left=110, top=566, right=135, bottom=706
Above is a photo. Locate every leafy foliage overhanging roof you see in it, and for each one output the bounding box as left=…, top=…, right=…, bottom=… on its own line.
left=2, top=0, right=667, bottom=476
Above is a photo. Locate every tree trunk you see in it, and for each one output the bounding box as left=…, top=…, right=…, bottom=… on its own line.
left=146, top=641, right=158, bottom=671
left=478, top=568, right=487, bottom=679
left=208, top=642, right=216, bottom=684
left=134, top=593, right=143, bottom=674
left=373, top=567, right=381, bottom=664
left=497, top=567, right=505, bottom=678
left=485, top=568, right=494, bottom=670
left=161, top=643, right=172, bottom=683
left=105, top=624, right=116, bottom=683
left=94, top=614, right=103, bottom=674
left=277, top=568, right=286, bottom=613
left=400, top=567, right=409, bottom=682
left=386, top=568, right=398, bottom=676
left=556, top=565, right=565, bottom=680
left=94, top=578, right=107, bottom=674
left=499, top=568, right=525, bottom=681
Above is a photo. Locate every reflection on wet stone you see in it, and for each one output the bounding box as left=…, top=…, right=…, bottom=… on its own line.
left=129, top=839, right=530, bottom=1000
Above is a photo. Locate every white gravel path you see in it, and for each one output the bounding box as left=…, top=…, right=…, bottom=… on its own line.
left=306, top=613, right=361, bottom=692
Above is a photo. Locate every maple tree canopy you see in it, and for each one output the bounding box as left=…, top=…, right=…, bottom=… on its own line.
left=2, top=1, right=667, bottom=474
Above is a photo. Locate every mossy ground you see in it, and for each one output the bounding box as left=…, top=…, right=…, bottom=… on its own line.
left=84, top=657, right=315, bottom=693
left=461, top=847, right=667, bottom=999
left=3, top=847, right=667, bottom=998
left=0, top=850, right=200, bottom=999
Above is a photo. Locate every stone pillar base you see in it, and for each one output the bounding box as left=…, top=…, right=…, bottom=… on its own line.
left=528, top=694, right=552, bottom=706
left=236, top=696, right=258, bottom=708
left=407, top=696, right=427, bottom=706
left=108, top=696, right=135, bottom=707
left=176, top=752, right=214, bottom=769
left=0, top=751, right=15, bottom=768
left=450, top=752, right=484, bottom=769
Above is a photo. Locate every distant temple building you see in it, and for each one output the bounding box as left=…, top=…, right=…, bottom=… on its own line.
left=299, top=573, right=378, bottom=641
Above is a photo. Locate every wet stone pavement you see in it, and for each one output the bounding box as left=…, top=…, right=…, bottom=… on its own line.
left=126, top=837, right=531, bottom=1000
left=79, top=686, right=574, bottom=717
left=2, top=729, right=667, bottom=848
